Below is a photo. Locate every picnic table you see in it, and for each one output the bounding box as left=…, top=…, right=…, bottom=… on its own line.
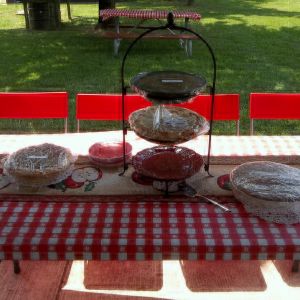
left=98, top=9, right=201, bottom=56
left=0, top=132, right=299, bottom=273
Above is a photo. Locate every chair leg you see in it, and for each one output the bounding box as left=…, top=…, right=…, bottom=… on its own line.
left=250, top=119, right=254, bottom=135
left=292, top=260, right=299, bottom=272
left=236, top=120, right=240, bottom=136
left=13, top=260, right=21, bottom=274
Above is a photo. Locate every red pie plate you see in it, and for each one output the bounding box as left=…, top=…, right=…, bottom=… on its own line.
left=132, top=146, right=203, bottom=181
left=89, top=142, right=132, bottom=165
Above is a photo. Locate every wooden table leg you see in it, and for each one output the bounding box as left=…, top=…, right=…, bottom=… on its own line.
left=23, top=1, right=29, bottom=29
left=184, top=17, right=192, bottom=57
left=66, top=0, right=72, bottom=20
left=114, top=17, right=121, bottom=56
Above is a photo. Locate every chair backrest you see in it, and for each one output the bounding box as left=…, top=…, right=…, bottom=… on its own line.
left=175, top=94, right=240, bottom=135
left=249, top=93, right=300, bottom=135
left=0, top=92, right=69, bottom=132
left=76, top=93, right=151, bottom=132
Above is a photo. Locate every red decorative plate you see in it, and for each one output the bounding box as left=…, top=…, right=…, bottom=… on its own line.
left=132, top=146, right=203, bottom=181
left=88, top=142, right=132, bottom=165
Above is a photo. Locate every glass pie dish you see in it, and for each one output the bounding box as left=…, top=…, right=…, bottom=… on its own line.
left=131, top=70, right=207, bottom=104
left=3, top=143, right=75, bottom=187
left=230, top=161, right=300, bottom=224
left=132, top=146, right=203, bottom=181
left=88, top=142, right=132, bottom=167
left=129, top=105, right=209, bottom=144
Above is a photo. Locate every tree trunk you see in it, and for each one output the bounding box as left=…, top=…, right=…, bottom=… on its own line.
left=98, top=0, right=115, bottom=25
left=99, top=0, right=115, bottom=9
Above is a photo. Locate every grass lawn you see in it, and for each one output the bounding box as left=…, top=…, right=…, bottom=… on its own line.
left=0, top=0, right=299, bottom=134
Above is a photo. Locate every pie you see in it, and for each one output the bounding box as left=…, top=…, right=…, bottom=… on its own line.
left=4, top=143, right=74, bottom=186
left=230, top=161, right=300, bottom=202
left=129, top=106, right=209, bottom=144
left=132, top=146, right=203, bottom=180
left=131, top=70, right=207, bottom=104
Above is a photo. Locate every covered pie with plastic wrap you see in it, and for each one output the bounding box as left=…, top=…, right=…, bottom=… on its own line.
left=4, top=143, right=74, bottom=187
left=230, top=161, right=300, bottom=224
left=129, top=106, right=209, bottom=144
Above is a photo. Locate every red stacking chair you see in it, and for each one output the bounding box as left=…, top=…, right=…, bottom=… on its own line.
left=76, top=93, right=151, bottom=132
left=0, top=91, right=68, bottom=273
left=175, top=94, right=240, bottom=135
left=249, top=93, right=300, bottom=135
left=0, top=92, right=69, bottom=133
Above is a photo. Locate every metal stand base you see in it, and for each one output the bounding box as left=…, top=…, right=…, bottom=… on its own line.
left=204, top=163, right=214, bottom=177
left=119, top=164, right=128, bottom=176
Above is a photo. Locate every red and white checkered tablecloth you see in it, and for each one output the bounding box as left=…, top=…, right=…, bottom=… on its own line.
left=0, top=196, right=299, bottom=261
left=99, top=9, right=201, bottom=21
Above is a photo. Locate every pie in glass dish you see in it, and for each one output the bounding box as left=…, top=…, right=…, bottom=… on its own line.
left=132, top=146, right=203, bottom=181
left=4, top=143, right=74, bottom=187
left=230, top=161, right=300, bottom=224
left=130, top=70, right=207, bottom=104
left=129, top=106, right=209, bottom=144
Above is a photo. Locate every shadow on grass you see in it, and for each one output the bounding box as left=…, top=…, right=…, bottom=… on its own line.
left=0, top=0, right=299, bottom=134
left=201, top=0, right=299, bottom=18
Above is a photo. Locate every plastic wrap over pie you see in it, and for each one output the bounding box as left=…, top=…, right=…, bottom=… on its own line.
left=131, top=70, right=207, bottom=104
left=230, top=161, right=300, bottom=203
left=4, top=143, right=74, bottom=186
left=129, top=106, right=209, bottom=144
left=132, top=146, right=203, bottom=180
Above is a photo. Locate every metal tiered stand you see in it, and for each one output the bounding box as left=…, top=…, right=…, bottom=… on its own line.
left=120, top=12, right=217, bottom=195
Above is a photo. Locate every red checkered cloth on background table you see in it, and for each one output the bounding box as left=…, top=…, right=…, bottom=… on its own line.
left=99, top=9, right=201, bottom=22
left=0, top=133, right=299, bottom=165
left=202, top=135, right=300, bottom=164
left=0, top=196, right=299, bottom=261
